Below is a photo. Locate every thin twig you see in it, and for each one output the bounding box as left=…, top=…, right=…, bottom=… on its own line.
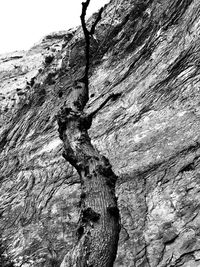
left=88, top=93, right=121, bottom=118
left=90, top=8, right=104, bottom=35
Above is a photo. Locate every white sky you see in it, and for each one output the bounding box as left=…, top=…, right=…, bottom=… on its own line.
left=0, top=0, right=110, bottom=54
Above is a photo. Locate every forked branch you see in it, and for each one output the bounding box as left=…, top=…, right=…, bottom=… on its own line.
left=80, top=0, right=90, bottom=40
left=80, top=1, right=104, bottom=90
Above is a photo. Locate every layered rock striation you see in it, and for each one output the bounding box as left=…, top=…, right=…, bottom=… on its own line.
left=1, top=0, right=200, bottom=266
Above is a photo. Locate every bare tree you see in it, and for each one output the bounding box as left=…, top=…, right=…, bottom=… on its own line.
left=57, top=1, right=120, bottom=266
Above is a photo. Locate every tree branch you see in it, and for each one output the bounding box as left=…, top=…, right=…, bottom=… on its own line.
left=80, top=0, right=90, bottom=40
left=90, top=8, right=104, bottom=35
left=80, top=0, right=90, bottom=90
left=80, top=1, right=104, bottom=93
left=88, top=93, right=121, bottom=119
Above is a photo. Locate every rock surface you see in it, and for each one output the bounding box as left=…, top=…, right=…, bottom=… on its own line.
left=1, top=0, right=200, bottom=266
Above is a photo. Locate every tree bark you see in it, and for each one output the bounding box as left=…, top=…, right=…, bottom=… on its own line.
left=58, top=3, right=120, bottom=266
left=58, top=87, right=120, bottom=266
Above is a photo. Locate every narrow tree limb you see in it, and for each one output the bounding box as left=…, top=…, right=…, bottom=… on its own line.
left=80, top=1, right=104, bottom=95
left=80, top=1, right=90, bottom=93
left=88, top=93, right=122, bottom=119
left=80, top=0, right=90, bottom=39
left=90, top=7, right=104, bottom=35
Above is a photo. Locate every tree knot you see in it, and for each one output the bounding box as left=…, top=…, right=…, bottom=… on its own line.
left=82, top=208, right=101, bottom=223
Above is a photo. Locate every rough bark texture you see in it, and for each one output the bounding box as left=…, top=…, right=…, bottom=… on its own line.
left=1, top=0, right=200, bottom=266
left=58, top=106, right=120, bottom=266
left=57, top=3, right=120, bottom=265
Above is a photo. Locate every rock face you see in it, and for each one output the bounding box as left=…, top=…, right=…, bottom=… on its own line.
left=1, top=0, right=200, bottom=266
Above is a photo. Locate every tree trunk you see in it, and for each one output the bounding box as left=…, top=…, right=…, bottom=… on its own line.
left=58, top=2, right=120, bottom=265
left=57, top=81, right=120, bottom=267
